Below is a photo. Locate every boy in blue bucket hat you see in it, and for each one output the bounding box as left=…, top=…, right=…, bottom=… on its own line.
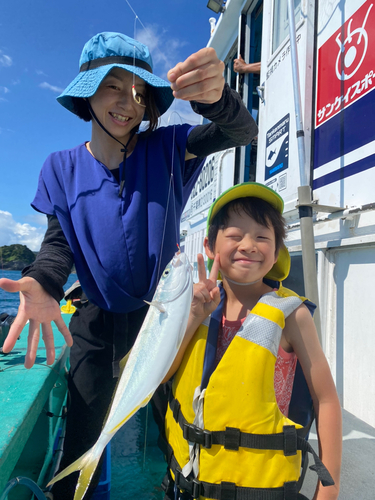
left=0, top=32, right=257, bottom=498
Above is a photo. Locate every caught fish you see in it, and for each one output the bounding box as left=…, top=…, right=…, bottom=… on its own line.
left=48, top=251, right=193, bottom=499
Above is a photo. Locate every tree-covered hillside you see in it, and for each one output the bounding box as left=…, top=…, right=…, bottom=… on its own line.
left=0, top=244, right=36, bottom=270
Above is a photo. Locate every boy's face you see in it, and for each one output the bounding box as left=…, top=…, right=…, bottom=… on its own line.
left=89, top=68, right=146, bottom=143
left=205, top=208, right=278, bottom=284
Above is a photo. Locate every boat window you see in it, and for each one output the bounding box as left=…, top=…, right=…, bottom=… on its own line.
left=243, top=3, right=263, bottom=182
left=272, top=0, right=301, bottom=53
left=224, top=46, right=238, bottom=90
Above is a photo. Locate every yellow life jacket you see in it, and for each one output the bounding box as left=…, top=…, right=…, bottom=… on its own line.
left=164, top=285, right=333, bottom=500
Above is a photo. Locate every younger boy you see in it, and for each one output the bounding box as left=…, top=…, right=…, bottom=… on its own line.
left=162, top=182, right=342, bottom=500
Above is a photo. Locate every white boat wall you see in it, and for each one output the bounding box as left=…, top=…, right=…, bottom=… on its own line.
left=181, top=0, right=375, bottom=428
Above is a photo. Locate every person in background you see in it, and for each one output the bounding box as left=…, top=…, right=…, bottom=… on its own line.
left=233, top=54, right=261, bottom=74
left=0, top=32, right=257, bottom=499
left=162, top=182, right=342, bottom=500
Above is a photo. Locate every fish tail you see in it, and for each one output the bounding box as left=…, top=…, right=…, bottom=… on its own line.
left=47, top=444, right=103, bottom=500
left=73, top=454, right=102, bottom=500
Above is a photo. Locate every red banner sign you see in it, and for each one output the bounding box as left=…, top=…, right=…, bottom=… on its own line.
left=316, top=1, right=375, bottom=127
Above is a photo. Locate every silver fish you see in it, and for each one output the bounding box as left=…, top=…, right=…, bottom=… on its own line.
left=48, top=251, right=193, bottom=499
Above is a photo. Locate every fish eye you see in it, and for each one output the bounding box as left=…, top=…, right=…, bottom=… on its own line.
left=163, top=269, right=170, bottom=277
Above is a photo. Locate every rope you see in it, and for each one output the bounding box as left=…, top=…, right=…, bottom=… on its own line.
left=0, top=476, right=46, bottom=500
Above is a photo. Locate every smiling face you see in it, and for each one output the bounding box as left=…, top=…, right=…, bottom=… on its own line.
left=205, top=208, right=278, bottom=284
left=88, top=68, right=146, bottom=144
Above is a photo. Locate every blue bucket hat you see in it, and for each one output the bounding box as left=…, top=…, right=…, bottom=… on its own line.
left=57, top=32, right=174, bottom=117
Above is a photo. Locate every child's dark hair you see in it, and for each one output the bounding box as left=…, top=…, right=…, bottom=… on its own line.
left=70, top=84, right=160, bottom=133
left=207, top=197, right=286, bottom=253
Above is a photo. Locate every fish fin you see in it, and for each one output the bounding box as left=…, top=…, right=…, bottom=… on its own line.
left=109, top=392, right=153, bottom=434
left=140, top=392, right=153, bottom=408
left=47, top=445, right=102, bottom=500
left=144, top=300, right=166, bottom=313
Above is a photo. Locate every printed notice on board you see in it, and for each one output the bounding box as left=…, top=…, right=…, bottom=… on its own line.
left=265, top=114, right=289, bottom=181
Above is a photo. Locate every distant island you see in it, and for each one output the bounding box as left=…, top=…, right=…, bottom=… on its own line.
left=0, top=244, right=36, bottom=271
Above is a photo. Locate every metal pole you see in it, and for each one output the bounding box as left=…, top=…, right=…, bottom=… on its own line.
left=287, top=0, right=322, bottom=342
left=298, top=186, right=321, bottom=341
left=287, top=0, right=307, bottom=187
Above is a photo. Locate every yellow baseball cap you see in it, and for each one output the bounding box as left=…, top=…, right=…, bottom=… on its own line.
left=206, top=182, right=290, bottom=282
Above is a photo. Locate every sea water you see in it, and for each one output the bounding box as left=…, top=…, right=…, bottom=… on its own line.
left=0, top=270, right=78, bottom=315
left=0, top=270, right=166, bottom=499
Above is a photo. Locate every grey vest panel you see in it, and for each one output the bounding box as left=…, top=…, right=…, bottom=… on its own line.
left=237, top=292, right=302, bottom=357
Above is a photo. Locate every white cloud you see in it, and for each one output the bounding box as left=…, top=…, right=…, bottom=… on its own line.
left=135, top=25, right=205, bottom=127
left=36, top=69, right=47, bottom=76
left=0, top=86, right=9, bottom=94
left=24, top=213, right=48, bottom=227
left=39, top=81, right=64, bottom=93
left=0, top=97, right=8, bottom=103
left=160, top=99, right=202, bottom=126
left=0, top=210, right=46, bottom=251
left=137, top=25, right=187, bottom=79
left=0, top=51, right=12, bottom=67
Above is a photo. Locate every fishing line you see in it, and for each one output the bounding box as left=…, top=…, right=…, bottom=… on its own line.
left=124, top=0, right=181, bottom=470
left=157, top=116, right=178, bottom=282
left=132, top=17, right=138, bottom=100
left=124, top=0, right=180, bottom=274
left=125, top=0, right=181, bottom=476
left=131, top=15, right=147, bottom=109
left=124, top=0, right=148, bottom=31
left=167, top=109, right=184, bottom=248
left=142, top=403, right=149, bottom=471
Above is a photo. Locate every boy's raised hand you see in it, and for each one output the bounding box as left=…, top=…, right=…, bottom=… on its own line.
left=190, top=253, right=221, bottom=322
left=167, top=47, right=225, bottom=104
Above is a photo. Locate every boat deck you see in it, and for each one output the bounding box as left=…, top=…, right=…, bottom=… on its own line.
left=1, top=315, right=374, bottom=499
left=0, top=316, right=69, bottom=499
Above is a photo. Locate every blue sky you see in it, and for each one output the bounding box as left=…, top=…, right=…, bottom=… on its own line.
left=0, top=0, right=219, bottom=251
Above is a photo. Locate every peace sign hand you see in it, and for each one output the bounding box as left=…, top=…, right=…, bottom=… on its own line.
left=190, top=253, right=221, bottom=322
left=161, top=253, right=221, bottom=383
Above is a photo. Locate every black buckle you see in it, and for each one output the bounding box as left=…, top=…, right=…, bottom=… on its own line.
left=174, top=468, right=201, bottom=499
left=183, top=423, right=212, bottom=448
left=283, top=425, right=297, bottom=456
left=224, top=427, right=241, bottom=451
left=191, top=478, right=201, bottom=499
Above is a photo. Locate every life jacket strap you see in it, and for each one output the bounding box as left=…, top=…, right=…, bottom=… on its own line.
left=182, top=422, right=302, bottom=455
left=168, top=394, right=335, bottom=488
left=170, top=393, right=302, bottom=454
left=172, top=460, right=310, bottom=499
left=163, top=436, right=314, bottom=500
